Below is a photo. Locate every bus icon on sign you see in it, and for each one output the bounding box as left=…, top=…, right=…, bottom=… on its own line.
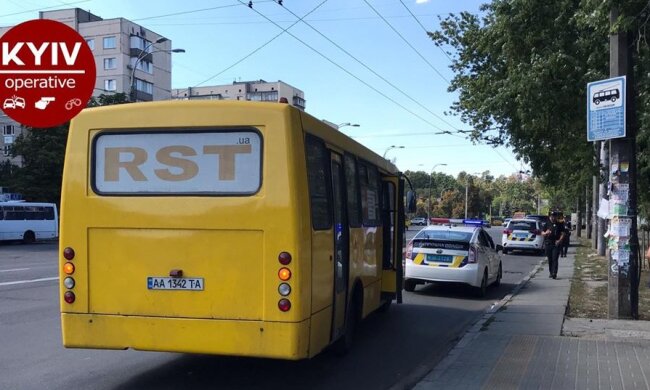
left=593, top=88, right=620, bottom=105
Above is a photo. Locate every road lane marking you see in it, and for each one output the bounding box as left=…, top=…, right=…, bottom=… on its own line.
left=0, top=276, right=58, bottom=286
left=0, top=268, right=30, bottom=273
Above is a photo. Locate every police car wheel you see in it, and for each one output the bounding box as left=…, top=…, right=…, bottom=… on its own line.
left=494, top=263, right=502, bottom=287
left=475, top=270, right=487, bottom=297
left=404, top=279, right=416, bottom=292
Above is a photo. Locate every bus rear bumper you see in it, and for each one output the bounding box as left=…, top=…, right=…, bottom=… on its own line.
left=61, top=313, right=311, bottom=360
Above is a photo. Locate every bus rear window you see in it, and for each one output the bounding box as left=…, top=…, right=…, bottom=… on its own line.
left=92, top=130, right=262, bottom=195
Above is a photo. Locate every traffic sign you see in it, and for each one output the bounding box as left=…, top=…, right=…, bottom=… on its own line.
left=587, top=76, right=626, bottom=142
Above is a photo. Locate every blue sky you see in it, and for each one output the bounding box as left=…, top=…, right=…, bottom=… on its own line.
left=1, top=0, right=529, bottom=178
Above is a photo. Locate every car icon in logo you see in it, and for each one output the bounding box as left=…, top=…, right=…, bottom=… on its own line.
left=2, top=96, right=26, bottom=110
left=436, top=249, right=443, bottom=254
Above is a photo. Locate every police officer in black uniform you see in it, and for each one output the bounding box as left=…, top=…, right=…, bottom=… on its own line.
left=542, top=211, right=566, bottom=279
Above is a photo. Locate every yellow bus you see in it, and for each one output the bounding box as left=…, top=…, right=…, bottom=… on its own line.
left=59, top=100, right=409, bottom=360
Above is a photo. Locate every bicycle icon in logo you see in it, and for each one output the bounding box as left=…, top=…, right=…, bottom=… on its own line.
left=65, top=98, right=82, bottom=111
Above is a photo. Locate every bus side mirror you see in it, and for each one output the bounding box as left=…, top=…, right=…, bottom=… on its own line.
left=496, top=244, right=504, bottom=253
left=406, top=191, right=416, bottom=213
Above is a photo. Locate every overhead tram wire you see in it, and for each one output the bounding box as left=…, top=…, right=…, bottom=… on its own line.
left=275, top=2, right=457, bottom=132
left=398, top=0, right=454, bottom=62
left=363, top=0, right=450, bottom=85
left=187, top=0, right=329, bottom=91
left=0, top=0, right=89, bottom=18
left=130, top=1, right=275, bottom=22
left=236, top=0, right=449, bottom=133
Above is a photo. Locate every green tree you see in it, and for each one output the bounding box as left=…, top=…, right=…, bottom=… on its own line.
left=431, top=0, right=650, bottom=218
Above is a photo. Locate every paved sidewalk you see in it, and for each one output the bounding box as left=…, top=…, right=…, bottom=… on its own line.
left=414, top=245, right=650, bottom=390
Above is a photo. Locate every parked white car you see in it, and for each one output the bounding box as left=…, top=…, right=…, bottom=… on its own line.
left=410, top=217, right=427, bottom=226
left=404, top=225, right=503, bottom=297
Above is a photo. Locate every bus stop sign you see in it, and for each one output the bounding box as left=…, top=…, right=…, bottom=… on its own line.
left=587, top=76, right=626, bottom=142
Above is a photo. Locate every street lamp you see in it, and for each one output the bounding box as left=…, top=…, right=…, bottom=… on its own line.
left=383, top=145, right=405, bottom=158
left=130, top=37, right=185, bottom=101
left=464, top=172, right=482, bottom=219
left=427, top=163, right=447, bottom=224
left=337, top=122, right=360, bottom=129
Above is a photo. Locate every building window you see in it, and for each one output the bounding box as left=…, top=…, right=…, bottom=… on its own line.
left=135, top=78, right=153, bottom=94
left=86, top=38, right=94, bottom=50
left=3, top=125, right=14, bottom=136
left=3, top=145, right=10, bottom=156
left=103, top=36, right=116, bottom=49
left=129, top=57, right=153, bottom=74
left=103, top=57, right=117, bottom=70
left=104, top=79, right=116, bottom=91
left=130, top=35, right=153, bottom=53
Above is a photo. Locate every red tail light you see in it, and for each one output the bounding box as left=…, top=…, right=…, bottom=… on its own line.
left=63, top=247, right=75, bottom=260
left=64, top=291, right=75, bottom=304
left=278, top=252, right=292, bottom=265
left=405, top=241, right=413, bottom=260
left=503, top=229, right=512, bottom=234
left=278, top=299, right=291, bottom=312
left=468, top=247, right=477, bottom=263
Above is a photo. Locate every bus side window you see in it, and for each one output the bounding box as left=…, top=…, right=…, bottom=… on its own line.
left=45, top=207, right=55, bottom=220
left=343, top=154, right=361, bottom=228
left=305, top=135, right=332, bottom=230
left=0, top=206, right=3, bottom=220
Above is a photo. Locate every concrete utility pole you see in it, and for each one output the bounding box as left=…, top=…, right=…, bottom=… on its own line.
left=608, top=8, right=639, bottom=319
left=597, top=141, right=609, bottom=256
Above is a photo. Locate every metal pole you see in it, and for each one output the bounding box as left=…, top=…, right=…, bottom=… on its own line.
left=427, top=174, right=432, bottom=225
left=592, top=148, right=599, bottom=249
left=464, top=180, right=469, bottom=219
left=586, top=184, right=592, bottom=239
left=598, top=141, right=608, bottom=255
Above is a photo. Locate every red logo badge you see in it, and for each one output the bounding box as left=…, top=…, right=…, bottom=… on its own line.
left=0, top=19, right=96, bottom=128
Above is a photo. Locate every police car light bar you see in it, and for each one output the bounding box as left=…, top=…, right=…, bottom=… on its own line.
left=462, top=219, right=486, bottom=226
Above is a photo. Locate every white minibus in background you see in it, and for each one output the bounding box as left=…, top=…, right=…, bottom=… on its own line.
left=0, top=202, right=58, bottom=243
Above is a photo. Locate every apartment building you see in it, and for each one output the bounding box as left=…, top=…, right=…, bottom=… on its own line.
left=0, top=8, right=175, bottom=167
left=172, top=80, right=306, bottom=111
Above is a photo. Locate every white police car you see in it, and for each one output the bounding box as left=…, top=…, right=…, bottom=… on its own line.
left=404, top=220, right=503, bottom=297
left=501, top=218, right=545, bottom=255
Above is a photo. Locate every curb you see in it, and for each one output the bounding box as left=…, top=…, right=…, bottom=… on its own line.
left=411, top=257, right=546, bottom=385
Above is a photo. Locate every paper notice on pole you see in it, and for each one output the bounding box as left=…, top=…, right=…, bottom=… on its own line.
left=610, top=216, right=631, bottom=237
left=611, top=184, right=629, bottom=203
left=612, top=249, right=630, bottom=265
left=597, top=198, right=609, bottom=219
left=609, top=202, right=628, bottom=217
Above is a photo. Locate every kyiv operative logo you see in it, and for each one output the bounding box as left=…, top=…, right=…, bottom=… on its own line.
left=0, top=19, right=95, bottom=128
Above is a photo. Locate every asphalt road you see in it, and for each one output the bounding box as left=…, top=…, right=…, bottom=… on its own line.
left=0, top=227, right=542, bottom=390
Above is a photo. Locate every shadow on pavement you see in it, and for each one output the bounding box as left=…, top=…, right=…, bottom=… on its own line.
left=113, top=305, right=478, bottom=390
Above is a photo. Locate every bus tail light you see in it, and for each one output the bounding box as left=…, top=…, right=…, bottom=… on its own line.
left=278, top=252, right=292, bottom=265
left=63, top=247, right=75, bottom=260
left=278, top=267, right=291, bottom=281
left=63, top=262, right=75, bottom=275
left=278, top=283, right=291, bottom=296
left=64, top=291, right=75, bottom=304
left=278, top=299, right=291, bottom=311
left=63, top=277, right=75, bottom=289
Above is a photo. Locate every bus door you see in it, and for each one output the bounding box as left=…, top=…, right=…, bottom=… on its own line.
left=330, top=153, right=349, bottom=340
left=380, top=176, right=404, bottom=303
